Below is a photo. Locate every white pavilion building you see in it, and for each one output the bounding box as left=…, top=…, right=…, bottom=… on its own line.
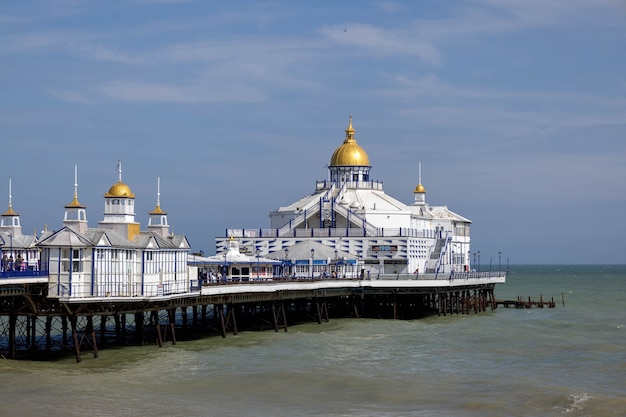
left=37, top=164, right=191, bottom=298
left=217, top=117, right=472, bottom=278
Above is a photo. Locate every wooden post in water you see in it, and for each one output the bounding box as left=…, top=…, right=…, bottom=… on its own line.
left=8, top=313, right=16, bottom=360
left=61, top=315, right=68, bottom=346
left=30, top=316, right=37, bottom=351
left=70, top=316, right=81, bottom=363
left=169, top=308, right=177, bottom=345
left=152, top=310, right=163, bottom=347
left=46, top=316, right=52, bottom=350
left=135, top=312, right=144, bottom=346
left=87, top=316, right=98, bottom=358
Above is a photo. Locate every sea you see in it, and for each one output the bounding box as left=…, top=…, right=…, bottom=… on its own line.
left=0, top=264, right=624, bottom=417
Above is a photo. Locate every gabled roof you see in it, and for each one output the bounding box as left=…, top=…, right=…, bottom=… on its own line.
left=36, top=226, right=191, bottom=250
left=37, top=227, right=93, bottom=247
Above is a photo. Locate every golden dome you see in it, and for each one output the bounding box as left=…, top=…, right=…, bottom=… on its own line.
left=149, top=205, right=167, bottom=215
left=65, top=195, right=86, bottom=208
left=414, top=183, right=426, bottom=193
left=105, top=181, right=135, bottom=198
left=2, top=205, right=18, bottom=216
left=329, top=117, right=370, bottom=167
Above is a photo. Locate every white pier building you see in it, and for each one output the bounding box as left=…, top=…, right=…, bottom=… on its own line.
left=218, top=117, right=473, bottom=278
left=37, top=164, right=191, bottom=298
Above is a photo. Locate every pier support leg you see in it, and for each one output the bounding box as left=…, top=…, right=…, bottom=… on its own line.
left=272, top=303, right=288, bottom=332
left=153, top=311, right=163, bottom=347
left=46, top=316, right=53, bottom=350
left=8, top=314, right=16, bottom=360
left=114, top=314, right=121, bottom=344
left=29, top=316, right=37, bottom=351
left=218, top=304, right=238, bottom=338
left=135, top=312, right=144, bottom=346
left=315, top=299, right=329, bottom=324
left=201, top=304, right=207, bottom=325
left=169, top=308, right=177, bottom=345
left=61, top=315, right=68, bottom=347
left=87, top=316, right=98, bottom=359
left=70, top=317, right=82, bottom=363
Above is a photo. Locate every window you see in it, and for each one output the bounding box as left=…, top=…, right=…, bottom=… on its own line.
left=72, top=249, right=82, bottom=272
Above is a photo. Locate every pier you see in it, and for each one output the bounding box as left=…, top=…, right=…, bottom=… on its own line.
left=495, top=294, right=560, bottom=309
left=0, top=272, right=505, bottom=361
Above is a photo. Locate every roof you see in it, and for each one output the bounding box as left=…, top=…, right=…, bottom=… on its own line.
left=37, top=226, right=190, bottom=249
left=269, top=241, right=356, bottom=262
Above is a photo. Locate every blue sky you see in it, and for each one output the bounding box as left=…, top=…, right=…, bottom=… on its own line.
left=1, top=1, right=625, bottom=264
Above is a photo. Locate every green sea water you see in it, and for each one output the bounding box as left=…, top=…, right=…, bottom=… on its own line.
left=1, top=265, right=624, bottom=417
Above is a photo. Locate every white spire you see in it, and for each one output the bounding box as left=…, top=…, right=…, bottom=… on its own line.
left=8, top=178, right=12, bottom=209
left=156, top=176, right=161, bottom=208
left=418, top=161, right=422, bottom=185
left=74, top=164, right=78, bottom=199
left=116, top=160, right=123, bottom=182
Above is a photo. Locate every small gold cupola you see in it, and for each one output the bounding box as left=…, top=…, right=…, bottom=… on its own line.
left=413, top=161, right=427, bottom=206
left=0, top=178, right=22, bottom=235
left=63, top=165, right=88, bottom=233
left=148, top=177, right=170, bottom=237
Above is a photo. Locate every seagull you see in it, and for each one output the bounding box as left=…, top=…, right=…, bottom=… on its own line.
left=344, top=28, right=348, bottom=32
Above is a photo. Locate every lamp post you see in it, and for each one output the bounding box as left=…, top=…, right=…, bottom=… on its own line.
left=285, top=248, right=289, bottom=277
left=334, top=249, right=338, bottom=276
left=310, top=248, right=315, bottom=279
left=477, top=250, right=481, bottom=272
left=256, top=248, right=260, bottom=280
left=473, top=252, right=476, bottom=271
left=498, top=251, right=502, bottom=271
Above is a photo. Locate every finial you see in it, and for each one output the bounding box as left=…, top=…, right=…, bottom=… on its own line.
left=418, top=161, right=422, bottom=184
left=156, top=176, right=161, bottom=208
left=8, top=178, right=12, bottom=209
left=74, top=164, right=79, bottom=199
left=116, top=160, right=123, bottom=182
left=345, top=116, right=355, bottom=140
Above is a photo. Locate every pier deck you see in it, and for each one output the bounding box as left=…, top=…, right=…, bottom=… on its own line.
left=0, top=272, right=505, bottom=360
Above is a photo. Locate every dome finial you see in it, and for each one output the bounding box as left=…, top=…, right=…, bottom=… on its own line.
left=345, top=115, right=355, bottom=141
left=116, top=160, right=123, bottom=183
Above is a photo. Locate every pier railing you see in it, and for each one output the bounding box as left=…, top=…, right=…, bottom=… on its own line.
left=0, top=269, right=49, bottom=279
left=371, top=271, right=506, bottom=281
left=225, top=227, right=437, bottom=238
